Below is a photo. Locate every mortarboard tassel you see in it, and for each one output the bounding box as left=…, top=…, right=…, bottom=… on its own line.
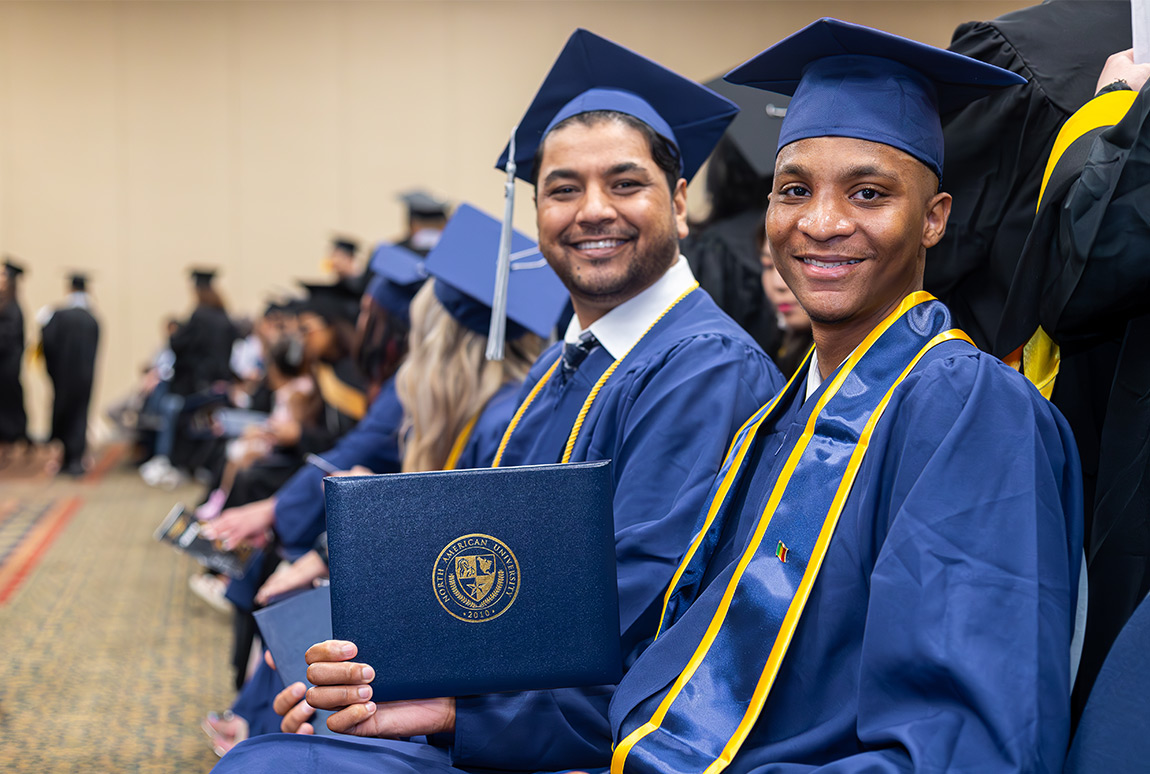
left=486, top=124, right=519, bottom=361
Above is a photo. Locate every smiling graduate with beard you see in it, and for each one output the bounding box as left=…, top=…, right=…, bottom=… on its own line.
left=212, top=28, right=784, bottom=774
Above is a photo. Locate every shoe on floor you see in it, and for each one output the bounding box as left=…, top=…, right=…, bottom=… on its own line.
left=188, top=573, right=233, bottom=615
left=139, top=456, right=173, bottom=487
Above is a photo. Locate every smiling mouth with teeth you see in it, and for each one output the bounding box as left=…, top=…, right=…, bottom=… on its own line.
left=574, top=239, right=628, bottom=251
left=801, top=257, right=863, bottom=268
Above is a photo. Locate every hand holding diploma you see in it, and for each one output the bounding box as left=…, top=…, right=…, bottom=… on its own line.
left=297, top=639, right=457, bottom=737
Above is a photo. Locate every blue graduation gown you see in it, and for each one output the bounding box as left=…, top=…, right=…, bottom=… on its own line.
left=214, top=289, right=784, bottom=773
left=609, top=342, right=1084, bottom=773
left=449, top=291, right=783, bottom=771
left=449, top=382, right=523, bottom=472
left=274, top=380, right=404, bottom=558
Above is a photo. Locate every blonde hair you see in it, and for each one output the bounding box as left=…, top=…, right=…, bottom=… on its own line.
left=395, top=280, right=544, bottom=472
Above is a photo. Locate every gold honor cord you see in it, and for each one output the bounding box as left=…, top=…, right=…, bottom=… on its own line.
left=1008, top=89, right=1135, bottom=400
left=492, top=283, right=700, bottom=468
left=653, top=344, right=814, bottom=640
left=443, top=412, right=481, bottom=472
left=561, top=282, right=699, bottom=464
left=491, top=358, right=562, bottom=467
left=613, top=291, right=965, bottom=774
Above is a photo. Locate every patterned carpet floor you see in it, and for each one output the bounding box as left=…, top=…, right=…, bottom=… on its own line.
left=0, top=451, right=236, bottom=773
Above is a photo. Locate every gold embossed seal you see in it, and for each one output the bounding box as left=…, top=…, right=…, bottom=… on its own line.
left=433, top=534, right=520, bottom=623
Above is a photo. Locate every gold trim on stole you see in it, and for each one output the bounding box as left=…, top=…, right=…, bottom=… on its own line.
left=613, top=292, right=973, bottom=773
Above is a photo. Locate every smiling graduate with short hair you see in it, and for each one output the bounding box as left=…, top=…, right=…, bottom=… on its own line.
left=608, top=18, right=1085, bottom=774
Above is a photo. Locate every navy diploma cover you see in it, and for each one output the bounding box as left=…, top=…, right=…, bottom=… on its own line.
left=325, top=460, right=622, bottom=701
left=252, top=585, right=337, bottom=735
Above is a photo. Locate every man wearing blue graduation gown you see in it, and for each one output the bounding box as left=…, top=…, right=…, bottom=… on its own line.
left=608, top=19, right=1084, bottom=774
left=214, top=29, right=783, bottom=774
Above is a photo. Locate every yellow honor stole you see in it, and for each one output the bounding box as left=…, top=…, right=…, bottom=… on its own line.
left=613, top=292, right=972, bottom=774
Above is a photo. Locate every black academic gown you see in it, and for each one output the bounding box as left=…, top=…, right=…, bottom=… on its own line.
left=683, top=210, right=779, bottom=353
left=42, top=304, right=100, bottom=468
left=0, top=297, right=28, bottom=443
left=996, top=83, right=1150, bottom=715
left=169, top=305, right=237, bottom=397
left=927, top=0, right=1132, bottom=352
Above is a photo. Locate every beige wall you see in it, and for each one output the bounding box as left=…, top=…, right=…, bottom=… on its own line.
left=0, top=0, right=1030, bottom=442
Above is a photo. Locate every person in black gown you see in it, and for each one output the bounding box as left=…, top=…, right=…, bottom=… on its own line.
left=0, top=259, right=30, bottom=453
left=995, top=47, right=1150, bottom=719
left=927, top=0, right=1132, bottom=352
left=141, top=268, right=238, bottom=487
left=40, top=273, right=100, bottom=476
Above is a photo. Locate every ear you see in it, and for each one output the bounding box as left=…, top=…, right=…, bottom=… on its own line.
left=673, top=178, right=689, bottom=240
left=922, top=191, right=951, bottom=249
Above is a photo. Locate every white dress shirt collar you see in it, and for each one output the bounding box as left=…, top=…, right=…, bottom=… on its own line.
left=563, top=255, right=696, bottom=360
left=805, top=351, right=824, bottom=402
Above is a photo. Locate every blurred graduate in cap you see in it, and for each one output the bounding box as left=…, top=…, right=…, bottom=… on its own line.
left=683, top=79, right=789, bottom=354
left=38, top=272, right=100, bottom=476
left=396, top=190, right=449, bottom=255
left=173, top=269, right=239, bottom=397
left=213, top=28, right=783, bottom=774
left=141, top=268, right=239, bottom=486
left=607, top=19, right=1083, bottom=774
left=291, top=281, right=369, bottom=455
left=0, top=258, right=30, bottom=450
left=324, top=236, right=370, bottom=298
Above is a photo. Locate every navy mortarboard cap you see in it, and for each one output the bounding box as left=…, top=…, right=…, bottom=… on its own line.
left=725, top=18, right=1026, bottom=180
left=425, top=204, right=568, bottom=341
left=69, top=272, right=89, bottom=292
left=4, top=258, right=25, bottom=278
left=298, top=282, right=362, bottom=326
left=366, top=242, right=428, bottom=324
left=399, top=190, right=449, bottom=218
left=331, top=237, right=360, bottom=255
left=189, top=268, right=217, bottom=287
left=704, top=77, right=789, bottom=178
left=496, top=28, right=739, bottom=185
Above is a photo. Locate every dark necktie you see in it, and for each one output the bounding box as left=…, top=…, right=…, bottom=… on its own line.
left=560, top=331, right=599, bottom=382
